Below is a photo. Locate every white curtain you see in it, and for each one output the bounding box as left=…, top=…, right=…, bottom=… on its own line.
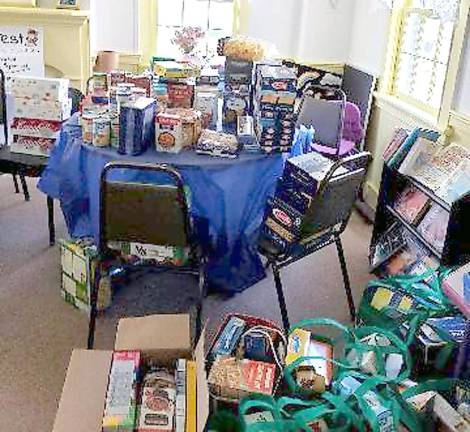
left=377, top=0, right=461, bottom=22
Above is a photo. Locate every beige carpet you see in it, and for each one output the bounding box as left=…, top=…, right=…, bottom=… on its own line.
left=0, top=175, right=373, bottom=432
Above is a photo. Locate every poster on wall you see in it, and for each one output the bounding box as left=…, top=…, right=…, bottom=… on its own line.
left=0, top=26, right=45, bottom=79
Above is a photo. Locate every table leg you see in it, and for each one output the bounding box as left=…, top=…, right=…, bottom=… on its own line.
left=12, top=173, right=20, bottom=193
left=20, top=172, right=30, bottom=201
left=47, top=196, right=55, bottom=246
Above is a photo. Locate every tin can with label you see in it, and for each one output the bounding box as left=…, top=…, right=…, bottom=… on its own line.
left=110, top=116, right=120, bottom=149
left=116, top=84, right=134, bottom=108
left=92, top=72, right=108, bottom=97
left=93, top=117, right=110, bottom=147
left=81, top=114, right=95, bottom=145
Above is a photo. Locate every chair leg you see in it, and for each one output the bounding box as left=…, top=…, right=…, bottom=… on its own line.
left=47, top=196, right=55, bottom=246
left=12, top=174, right=20, bottom=193
left=19, top=173, right=30, bottom=201
left=335, top=236, right=356, bottom=322
left=272, top=262, right=290, bottom=333
left=87, top=264, right=101, bottom=350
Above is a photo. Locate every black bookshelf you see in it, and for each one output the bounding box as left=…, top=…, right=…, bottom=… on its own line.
left=370, top=164, right=470, bottom=273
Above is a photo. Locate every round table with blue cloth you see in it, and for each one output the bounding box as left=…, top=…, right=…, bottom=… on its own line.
left=38, top=114, right=285, bottom=294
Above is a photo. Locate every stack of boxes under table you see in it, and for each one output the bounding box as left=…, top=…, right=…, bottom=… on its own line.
left=253, top=65, right=297, bottom=154
left=9, top=76, right=71, bottom=156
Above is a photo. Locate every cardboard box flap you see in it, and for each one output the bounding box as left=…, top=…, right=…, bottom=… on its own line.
left=195, top=326, right=210, bottom=432
left=115, top=314, right=191, bottom=357
left=53, top=349, right=113, bottom=432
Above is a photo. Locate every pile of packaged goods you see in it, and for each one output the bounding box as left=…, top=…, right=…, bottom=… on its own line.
left=102, top=352, right=196, bottom=432
left=153, top=60, right=200, bottom=110
left=59, top=238, right=112, bottom=313
left=261, top=151, right=347, bottom=252
left=155, top=108, right=203, bottom=154
left=207, top=315, right=287, bottom=404
left=222, top=58, right=253, bottom=133
left=81, top=71, right=156, bottom=155
left=9, top=76, right=72, bottom=156
left=253, top=65, right=298, bottom=154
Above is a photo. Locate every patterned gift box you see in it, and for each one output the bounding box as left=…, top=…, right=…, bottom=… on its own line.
left=9, top=76, right=69, bottom=102
left=13, top=97, right=72, bottom=122
left=10, top=136, right=56, bottom=157
left=60, top=239, right=111, bottom=313
left=119, top=97, right=156, bottom=156
left=11, top=118, right=62, bottom=139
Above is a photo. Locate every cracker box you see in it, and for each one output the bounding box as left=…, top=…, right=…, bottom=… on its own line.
left=194, top=92, right=218, bottom=129
left=257, top=65, right=297, bottom=93
left=195, top=129, right=239, bottom=159
left=103, top=351, right=141, bottom=432
left=222, top=92, right=250, bottom=132
left=156, top=113, right=185, bottom=154
left=119, top=97, right=157, bottom=156
left=9, top=76, right=69, bottom=102
left=60, top=238, right=111, bottom=313
left=53, top=314, right=210, bottom=432
left=11, top=118, right=62, bottom=139
left=10, top=135, right=56, bottom=157
left=225, top=58, right=253, bottom=86
left=208, top=357, right=276, bottom=400
left=13, top=97, right=72, bottom=122
left=168, top=82, right=194, bottom=109
left=153, top=61, right=198, bottom=79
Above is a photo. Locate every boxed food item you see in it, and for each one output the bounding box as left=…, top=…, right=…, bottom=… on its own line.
left=225, top=58, right=253, bottom=86
left=168, top=82, right=194, bottom=109
left=237, top=115, right=257, bottom=150
left=195, top=129, right=239, bottom=159
left=222, top=92, right=250, bottom=132
left=164, top=108, right=202, bottom=148
left=156, top=112, right=185, bottom=154
left=119, top=97, right=157, bottom=156
left=13, top=97, right=72, bottom=122
left=103, top=351, right=141, bottom=431
left=60, top=238, right=111, bottom=312
left=10, top=135, right=57, bottom=157
left=8, top=76, right=69, bottom=102
left=256, top=65, right=297, bottom=93
left=53, top=314, right=209, bottom=432
left=194, top=92, right=218, bottom=130
left=11, top=118, right=62, bottom=139
left=211, top=316, right=246, bottom=357
left=153, top=61, right=198, bottom=79
left=208, top=357, right=276, bottom=400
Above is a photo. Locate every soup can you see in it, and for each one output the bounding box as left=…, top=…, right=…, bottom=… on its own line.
left=92, top=72, right=108, bottom=97
left=81, top=114, right=96, bottom=145
left=110, top=116, right=120, bottom=149
left=93, top=116, right=111, bottom=147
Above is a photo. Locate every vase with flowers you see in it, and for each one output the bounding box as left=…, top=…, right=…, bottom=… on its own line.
left=172, top=26, right=205, bottom=64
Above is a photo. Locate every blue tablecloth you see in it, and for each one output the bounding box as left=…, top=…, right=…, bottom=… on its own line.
left=38, top=114, right=285, bottom=294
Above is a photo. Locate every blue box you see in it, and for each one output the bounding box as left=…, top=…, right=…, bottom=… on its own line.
left=275, top=177, right=315, bottom=214
left=118, top=97, right=156, bottom=156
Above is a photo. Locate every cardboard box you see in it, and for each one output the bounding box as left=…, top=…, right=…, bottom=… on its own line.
left=11, top=118, right=62, bottom=139
left=10, top=135, right=56, bottom=157
left=13, top=96, right=72, bottom=121
left=156, top=113, right=185, bottom=154
left=53, top=314, right=209, bottom=432
left=119, top=97, right=157, bottom=156
left=9, top=76, right=69, bottom=102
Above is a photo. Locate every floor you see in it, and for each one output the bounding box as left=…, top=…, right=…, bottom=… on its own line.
left=0, top=175, right=373, bottom=432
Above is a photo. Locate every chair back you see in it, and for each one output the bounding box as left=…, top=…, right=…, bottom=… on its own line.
left=296, top=87, right=346, bottom=157
left=342, top=101, right=363, bottom=144
left=99, top=162, right=192, bottom=253
left=300, top=152, right=371, bottom=239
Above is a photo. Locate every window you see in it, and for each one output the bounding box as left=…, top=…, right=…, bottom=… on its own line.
left=392, top=0, right=455, bottom=112
left=157, top=0, right=234, bottom=58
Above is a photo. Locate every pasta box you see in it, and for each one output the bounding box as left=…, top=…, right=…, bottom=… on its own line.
left=262, top=198, right=303, bottom=247
left=119, top=97, right=156, bottom=156
left=53, top=314, right=210, bottom=432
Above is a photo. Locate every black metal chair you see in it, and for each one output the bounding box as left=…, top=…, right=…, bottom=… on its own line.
left=258, top=151, right=371, bottom=333
left=87, top=161, right=208, bottom=349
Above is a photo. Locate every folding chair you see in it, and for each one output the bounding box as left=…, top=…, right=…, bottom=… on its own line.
left=296, top=87, right=347, bottom=158
left=87, top=161, right=207, bottom=349
left=258, top=152, right=371, bottom=333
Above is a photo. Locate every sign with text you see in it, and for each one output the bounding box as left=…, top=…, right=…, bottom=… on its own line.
left=0, top=26, right=45, bottom=78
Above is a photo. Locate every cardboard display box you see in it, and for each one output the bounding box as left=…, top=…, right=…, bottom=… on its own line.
left=53, top=314, right=209, bottom=432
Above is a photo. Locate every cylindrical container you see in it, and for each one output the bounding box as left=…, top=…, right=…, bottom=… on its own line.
left=116, top=83, right=134, bottom=108
left=93, top=116, right=111, bottom=147
left=110, top=116, right=120, bottom=149
left=92, top=72, right=108, bottom=97
left=133, top=87, right=147, bottom=99
left=81, top=114, right=95, bottom=145
left=110, top=70, right=126, bottom=86
left=95, top=50, right=119, bottom=74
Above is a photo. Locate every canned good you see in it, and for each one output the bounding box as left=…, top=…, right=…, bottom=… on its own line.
left=92, top=72, right=108, bottom=97
left=110, top=117, right=120, bottom=149
left=93, top=117, right=110, bottom=147
left=116, top=83, right=134, bottom=107
left=133, top=87, right=147, bottom=99
left=110, top=70, right=126, bottom=86
left=81, top=114, right=96, bottom=145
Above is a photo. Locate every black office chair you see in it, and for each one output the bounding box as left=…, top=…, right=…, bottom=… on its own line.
left=258, top=152, right=371, bottom=333
left=87, top=161, right=208, bottom=349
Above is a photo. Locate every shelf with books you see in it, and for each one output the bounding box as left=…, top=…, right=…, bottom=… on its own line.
left=370, top=163, right=470, bottom=276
